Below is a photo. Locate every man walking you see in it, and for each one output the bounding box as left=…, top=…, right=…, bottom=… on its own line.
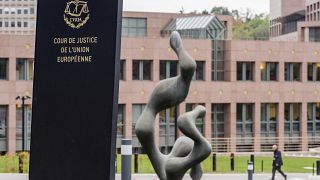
left=271, top=145, right=287, bottom=180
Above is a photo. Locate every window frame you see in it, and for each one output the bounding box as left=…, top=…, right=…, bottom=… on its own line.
left=132, top=60, right=153, bottom=81
left=236, top=103, right=254, bottom=137
left=237, top=62, right=254, bottom=81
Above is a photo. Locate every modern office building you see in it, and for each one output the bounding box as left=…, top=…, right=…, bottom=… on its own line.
left=0, top=0, right=36, bottom=35
left=270, top=0, right=320, bottom=42
left=0, top=4, right=320, bottom=154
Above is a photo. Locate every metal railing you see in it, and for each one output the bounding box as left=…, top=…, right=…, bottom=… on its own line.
left=211, top=136, right=320, bottom=153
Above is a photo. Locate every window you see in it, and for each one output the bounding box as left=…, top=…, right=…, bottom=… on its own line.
left=11, top=8, right=15, bottom=14
left=132, top=60, right=152, bottom=80
left=4, top=8, right=9, bottom=14
left=23, top=22, right=28, bottom=27
left=0, top=105, right=8, bottom=152
left=308, top=63, right=320, bottom=81
left=16, top=105, right=32, bottom=151
left=159, top=60, right=178, bottom=80
left=0, top=58, right=8, bottom=80
left=16, top=58, right=34, bottom=80
left=261, top=62, right=278, bottom=81
left=186, top=103, right=205, bottom=135
left=237, top=62, right=254, bottom=81
left=120, top=59, right=125, bottom=80
left=193, top=61, right=205, bottom=81
left=307, top=103, right=320, bottom=136
left=236, top=103, right=254, bottom=137
left=211, top=104, right=226, bottom=138
left=261, top=103, right=277, bottom=137
left=17, top=21, right=22, bottom=28
left=284, top=103, right=301, bottom=137
left=122, top=17, right=147, bottom=37
left=285, top=63, right=301, bottom=81
left=132, top=104, right=146, bottom=149
left=30, top=8, right=34, bottom=14
left=212, top=40, right=225, bottom=81
left=159, top=107, right=178, bottom=154
left=117, top=104, right=125, bottom=138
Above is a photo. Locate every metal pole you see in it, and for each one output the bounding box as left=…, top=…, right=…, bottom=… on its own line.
left=22, top=97, right=25, bottom=152
left=134, top=152, right=138, bottom=173
left=121, top=139, right=132, bottom=180
left=250, top=154, right=254, bottom=173
left=313, top=163, right=315, bottom=176
left=212, top=153, right=216, bottom=172
left=230, top=153, right=234, bottom=172
left=317, top=160, right=320, bottom=175
left=261, top=160, right=264, bottom=173
left=248, top=161, right=253, bottom=180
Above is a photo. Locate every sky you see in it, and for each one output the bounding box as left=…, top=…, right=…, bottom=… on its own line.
left=123, top=0, right=270, bottom=15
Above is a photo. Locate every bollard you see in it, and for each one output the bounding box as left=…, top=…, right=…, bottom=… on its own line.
left=121, top=139, right=132, bottom=180
left=248, top=161, right=254, bottom=180
left=212, top=153, right=217, bottom=172
left=18, top=152, right=24, bottom=173
left=250, top=154, right=255, bottom=173
left=230, top=153, right=235, bottom=171
left=134, top=152, right=139, bottom=173
left=317, top=160, right=320, bottom=175
left=313, top=163, right=315, bottom=176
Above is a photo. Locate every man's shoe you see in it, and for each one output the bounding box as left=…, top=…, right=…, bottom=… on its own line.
left=284, top=175, right=287, bottom=180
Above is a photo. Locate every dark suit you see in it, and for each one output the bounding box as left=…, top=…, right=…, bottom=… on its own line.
left=272, top=150, right=287, bottom=180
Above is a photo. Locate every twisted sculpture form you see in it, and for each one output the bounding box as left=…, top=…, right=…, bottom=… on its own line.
left=135, top=31, right=212, bottom=180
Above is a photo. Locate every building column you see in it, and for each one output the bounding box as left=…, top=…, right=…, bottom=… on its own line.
left=124, top=103, right=132, bottom=139
left=7, top=56, right=16, bottom=154
left=254, top=103, right=261, bottom=152
left=228, top=103, right=236, bottom=152
left=155, top=114, right=160, bottom=148
left=304, top=27, right=310, bottom=42
left=153, top=58, right=160, bottom=82
left=277, top=103, right=284, bottom=151
left=301, top=62, right=308, bottom=83
left=7, top=103, right=16, bottom=154
left=301, top=102, right=308, bottom=151
left=126, top=58, right=132, bottom=81
left=205, top=102, right=212, bottom=142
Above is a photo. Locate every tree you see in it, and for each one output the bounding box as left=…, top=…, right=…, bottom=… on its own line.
left=233, top=13, right=269, bottom=40
left=199, top=6, right=270, bottom=40
left=210, top=6, right=231, bottom=15
left=202, top=10, right=209, bottom=15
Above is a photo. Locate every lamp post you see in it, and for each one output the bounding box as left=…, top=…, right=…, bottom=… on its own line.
left=16, top=95, right=31, bottom=151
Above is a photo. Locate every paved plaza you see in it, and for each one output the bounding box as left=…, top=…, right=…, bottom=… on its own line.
left=1, top=173, right=320, bottom=180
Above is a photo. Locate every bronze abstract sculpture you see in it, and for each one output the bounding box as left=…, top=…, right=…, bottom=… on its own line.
left=135, top=31, right=212, bottom=180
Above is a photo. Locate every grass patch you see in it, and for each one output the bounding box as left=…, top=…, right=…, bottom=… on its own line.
left=116, top=154, right=319, bottom=174
left=0, top=153, right=318, bottom=174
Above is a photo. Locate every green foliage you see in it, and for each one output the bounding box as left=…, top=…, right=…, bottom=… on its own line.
left=202, top=6, right=269, bottom=40
left=210, top=6, right=232, bottom=15
left=233, top=14, right=269, bottom=40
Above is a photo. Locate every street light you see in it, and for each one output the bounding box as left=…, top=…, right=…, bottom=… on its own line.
left=16, top=95, right=31, bottom=151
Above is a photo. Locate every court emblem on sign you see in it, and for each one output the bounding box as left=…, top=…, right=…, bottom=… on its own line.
left=64, top=0, right=90, bottom=29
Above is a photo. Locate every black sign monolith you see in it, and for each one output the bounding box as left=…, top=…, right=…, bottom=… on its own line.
left=29, top=0, right=122, bottom=179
